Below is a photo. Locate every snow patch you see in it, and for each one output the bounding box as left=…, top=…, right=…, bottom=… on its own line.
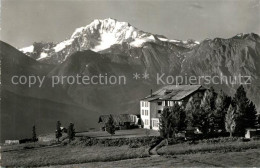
left=125, top=27, right=135, bottom=39
left=170, top=39, right=181, bottom=43
left=158, top=37, right=187, bottom=44
left=53, top=39, right=74, bottom=52
left=130, top=38, right=147, bottom=47
left=91, top=32, right=119, bottom=52
left=130, top=35, right=156, bottom=47
left=236, top=33, right=245, bottom=37
left=71, top=27, right=85, bottom=38
left=147, top=35, right=156, bottom=40
left=158, top=37, right=169, bottom=42
left=37, top=52, right=48, bottom=61
left=20, top=45, right=34, bottom=53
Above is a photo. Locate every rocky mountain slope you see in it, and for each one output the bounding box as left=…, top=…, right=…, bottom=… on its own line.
left=1, top=42, right=100, bottom=141
left=181, top=33, right=260, bottom=111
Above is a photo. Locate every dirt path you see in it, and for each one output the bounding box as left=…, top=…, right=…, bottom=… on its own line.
left=148, top=139, right=167, bottom=156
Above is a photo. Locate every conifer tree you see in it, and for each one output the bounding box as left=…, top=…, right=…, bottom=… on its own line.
left=199, top=87, right=217, bottom=134
left=159, top=107, right=174, bottom=139
left=56, top=121, right=62, bottom=142
left=160, top=104, right=185, bottom=139
left=215, top=90, right=231, bottom=131
left=32, top=125, right=37, bottom=142
left=258, top=115, right=260, bottom=128
left=233, top=85, right=257, bottom=135
left=185, top=97, right=200, bottom=128
left=246, top=101, right=258, bottom=128
left=67, top=123, right=75, bottom=142
left=175, top=104, right=186, bottom=131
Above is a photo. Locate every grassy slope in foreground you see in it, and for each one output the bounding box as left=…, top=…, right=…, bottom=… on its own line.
left=1, top=136, right=260, bottom=167
left=1, top=145, right=149, bottom=167
left=157, top=138, right=260, bottom=155
left=42, top=148, right=260, bottom=168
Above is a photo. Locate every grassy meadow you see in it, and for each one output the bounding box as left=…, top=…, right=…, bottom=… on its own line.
left=1, top=144, right=149, bottom=167
left=1, top=129, right=260, bottom=167
left=158, top=138, right=260, bottom=155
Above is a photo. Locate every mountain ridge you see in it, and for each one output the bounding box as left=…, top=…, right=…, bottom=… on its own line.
left=19, top=18, right=199, bottom=64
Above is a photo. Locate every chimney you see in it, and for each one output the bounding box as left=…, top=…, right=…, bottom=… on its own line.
left=150, top=89, right=153, bottom=97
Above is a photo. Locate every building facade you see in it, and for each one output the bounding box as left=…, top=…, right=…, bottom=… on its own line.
left=140, top=85, right=206, bottom=130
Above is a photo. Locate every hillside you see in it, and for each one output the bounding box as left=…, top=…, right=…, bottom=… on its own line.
left=0, top=42, right=100, bottom=141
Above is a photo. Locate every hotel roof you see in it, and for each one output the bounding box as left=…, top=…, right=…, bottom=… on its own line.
left=142, top=85, right=206, bottom=102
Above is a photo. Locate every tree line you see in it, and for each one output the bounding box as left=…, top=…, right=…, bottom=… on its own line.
left=160, top=85, right=259, bottom=138
left=32, top=116, right=116, bottom=143
left=30, top=122, right=76, bottom=143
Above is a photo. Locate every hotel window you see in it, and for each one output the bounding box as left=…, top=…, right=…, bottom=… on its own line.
left=158, top=110, right=162, bottom=114
left=145, top=119, right=149, bottom=125
left=153, top=120, right=159, bottom=127
left=142, top=101, right=144, bottom=107
left=157, top=102, right=162, bottom=106
left=142, top=110, right=144, bottom=115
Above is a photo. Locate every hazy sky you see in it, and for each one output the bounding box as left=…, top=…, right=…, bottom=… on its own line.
left=1, top=0, right=260, bottom=48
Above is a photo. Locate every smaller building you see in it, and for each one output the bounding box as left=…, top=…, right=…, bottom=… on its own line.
left=98, top=114, right=139, bottom=130
left=38, top=134, right=55, bottom=142
left=245, top=128, right=260, bottom=139
left=5, top=140, right=19, bottom=145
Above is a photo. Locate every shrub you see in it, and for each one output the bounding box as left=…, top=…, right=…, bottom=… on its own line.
left=70, top=136, right=162, bottom=148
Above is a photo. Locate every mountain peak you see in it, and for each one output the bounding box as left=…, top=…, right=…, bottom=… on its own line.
left=71, top=18, right=134, bottom=40
left=19, top=18, right=200, bottom=64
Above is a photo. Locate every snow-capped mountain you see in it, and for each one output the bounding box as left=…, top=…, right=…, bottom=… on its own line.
left=2, top=30, right=260, bottom=141
left=20, top=18, right=199, bottom=64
